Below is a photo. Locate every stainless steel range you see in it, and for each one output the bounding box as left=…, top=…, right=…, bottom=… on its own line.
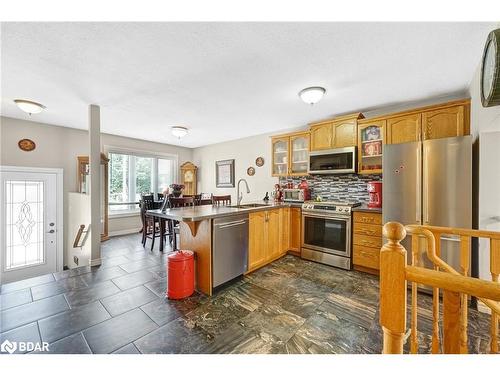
left=301, top=200, right=360, bottom=270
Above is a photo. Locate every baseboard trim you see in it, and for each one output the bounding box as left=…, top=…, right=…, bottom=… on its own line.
left=109, top=228, right=141, bottom=237
left=89, top=258, right=102, bottom=266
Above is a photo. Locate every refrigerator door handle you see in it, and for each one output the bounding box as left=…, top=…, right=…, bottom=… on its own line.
left=423, top=147, right=430, bottom=224
left=416, top=146, right=421, bottom=223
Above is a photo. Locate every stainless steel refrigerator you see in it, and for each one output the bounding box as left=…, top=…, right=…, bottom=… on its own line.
left=383, top=135, right=472, bottom=272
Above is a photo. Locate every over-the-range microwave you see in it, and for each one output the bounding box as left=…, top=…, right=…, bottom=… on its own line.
left=308, top=146, right=357, bottom=174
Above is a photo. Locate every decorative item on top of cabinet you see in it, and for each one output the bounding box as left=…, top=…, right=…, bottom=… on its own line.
left=271, top=131, right=309, bottom=177
left=309, top=113, right=364, bottom=151
left=352, top=211, right=383, bottom=275
left=180, top=161, right=198, bottom=195
left=77, top=153, right=109, bottom=241
left=357, top=119, right=385, bottom=174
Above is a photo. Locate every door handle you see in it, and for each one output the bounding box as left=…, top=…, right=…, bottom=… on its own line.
left=416, top=146, right=422, bottom=223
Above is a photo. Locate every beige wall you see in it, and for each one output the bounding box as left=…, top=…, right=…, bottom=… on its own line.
left=0, top=116, right=193, bottom=265
left=192, top=132, right=280, bottom=204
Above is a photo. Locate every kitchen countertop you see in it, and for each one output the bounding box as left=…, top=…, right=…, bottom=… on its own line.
left=352, top=204, right=382, bottom=214
left=147, top=201, right=299, bottom=222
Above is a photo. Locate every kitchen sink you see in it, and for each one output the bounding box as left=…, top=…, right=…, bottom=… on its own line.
left=230, top=203, right=269, bottom=209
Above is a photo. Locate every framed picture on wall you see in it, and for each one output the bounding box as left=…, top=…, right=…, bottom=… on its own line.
left=216, top=159, right=235, bottom=188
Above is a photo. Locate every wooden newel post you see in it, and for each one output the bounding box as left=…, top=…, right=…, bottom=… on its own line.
left=380, top=222, right=408, bottom=354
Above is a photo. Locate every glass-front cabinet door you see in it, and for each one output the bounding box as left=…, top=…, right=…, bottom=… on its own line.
left=272, top=137, right=289, bottom=176
left=358, top=120, right=385, bottom=174
left=290, top=132, right=310, bottom=176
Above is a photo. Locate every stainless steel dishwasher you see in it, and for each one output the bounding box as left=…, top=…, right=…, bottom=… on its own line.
left=212, top=214, right=249, bottom=288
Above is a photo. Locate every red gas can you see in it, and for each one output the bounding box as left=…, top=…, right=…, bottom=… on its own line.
left=167, top=250, right=194, bottom=299
left=367, top=181, right=382, bottom=208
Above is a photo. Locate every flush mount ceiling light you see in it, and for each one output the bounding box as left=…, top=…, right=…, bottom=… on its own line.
left=13, top=99, right=46, bottom=115
left=171, top=126, right=189, bottom=139
left=298, top=86, right=326, bottom=105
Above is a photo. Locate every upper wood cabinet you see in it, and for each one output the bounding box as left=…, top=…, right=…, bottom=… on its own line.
left=310, top=122, right=333, bottom=150
left=357, top=119, right=385, bottom=175
left=384, top=100, right=470, bottom=145
left=422, top=105, right=467, bottom=140
left=332, top=117, right=360, bottom=148
left=271, top=131, right=309, bottom=177
left=310, top=113, right=364, bottom=151
left=289, top=132, right=309, bottom=176
left=386, top=113, right=422, bottom=144
left=271, top=136, right=289, bottom=177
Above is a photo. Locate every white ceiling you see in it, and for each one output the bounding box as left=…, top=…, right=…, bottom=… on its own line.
left=0, top=22, right=495, bottom=148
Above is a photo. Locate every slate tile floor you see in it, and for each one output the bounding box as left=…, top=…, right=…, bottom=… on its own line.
left=0, top=234, right=493, bottom=354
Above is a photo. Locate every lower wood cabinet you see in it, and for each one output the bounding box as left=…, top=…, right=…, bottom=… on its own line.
left=248, top=207, right=301, bottom=273
left=352, top=211, right=383, bottom=274
left=289, top=207, right=302, bottom=253
left=248, top=208, right=288, bottom=272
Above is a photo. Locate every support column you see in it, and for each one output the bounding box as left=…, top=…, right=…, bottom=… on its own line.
left=89, top=104, right=101, bottom=266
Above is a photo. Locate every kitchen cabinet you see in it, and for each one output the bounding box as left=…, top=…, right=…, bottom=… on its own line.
left=352, top=211, right=383, bottom=274
left=289, top=207, right=302, bottom=253
left=310, top=122, right=333, bottom=151
left=271, top=136, right=289, bottom=177
left=357, top=120, right=385, bottom=175
left=385, top=113, right=422, bottom=144
left=332, top=117, right=361, bottom=148
left=271, top=131, right=309, bottom=177
left=422, top=104, right=467, bottom=140
left=248, top=211, right=268, bottom=271
left=248, top=208, right=288, bottom=272
left=289, top=132, right=309, bottom=175
left=280, top=207, right=290, bottom=253
left=380, top=100, right=470, bottom=146
left=309, top=113, right=363, bottom=151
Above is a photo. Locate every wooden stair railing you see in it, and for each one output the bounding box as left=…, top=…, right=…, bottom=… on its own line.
left=380, top=222, right=500, bottom=354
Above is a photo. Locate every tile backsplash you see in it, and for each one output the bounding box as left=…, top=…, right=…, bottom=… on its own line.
left=279, top=174, right=382, bottom=203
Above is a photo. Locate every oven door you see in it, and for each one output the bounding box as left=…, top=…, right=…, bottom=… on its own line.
left=301, top=212, right=351, bottom=257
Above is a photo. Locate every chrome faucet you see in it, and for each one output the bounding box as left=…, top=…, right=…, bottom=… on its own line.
left=237, top=178, right=250, bottom=206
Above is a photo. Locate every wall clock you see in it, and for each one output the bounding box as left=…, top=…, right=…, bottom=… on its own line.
left=18, top=138, right=36, bottom=151
left=481, top=28, right=500, bottom=107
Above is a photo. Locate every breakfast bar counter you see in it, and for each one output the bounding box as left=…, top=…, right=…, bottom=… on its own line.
left=146, top=201, right=296, bottom=295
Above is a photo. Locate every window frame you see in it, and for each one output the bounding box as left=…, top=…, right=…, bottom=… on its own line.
left=104, top=146, right=178, bottom=216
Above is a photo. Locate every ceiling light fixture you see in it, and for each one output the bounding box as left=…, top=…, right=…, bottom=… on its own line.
left=298, top=86, right=326, bottom=105
left=171, top=126, right=188, bottom=139
left=14, top=99, right=46, bottom=115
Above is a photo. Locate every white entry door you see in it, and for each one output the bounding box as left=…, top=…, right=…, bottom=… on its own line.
left=0, top=167, right=63, bottom=284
